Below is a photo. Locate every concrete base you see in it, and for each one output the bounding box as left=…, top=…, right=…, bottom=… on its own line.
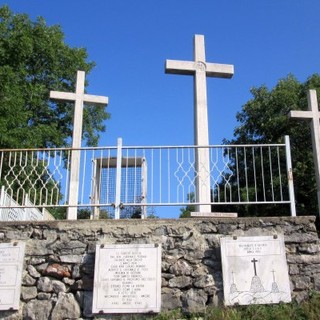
left=191, top=212, right=238, bottom=218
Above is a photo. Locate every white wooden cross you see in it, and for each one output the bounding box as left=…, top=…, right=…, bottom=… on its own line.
left=289, top=89, right=320, bottom=215
left=165, top=34, right=234, bottom=212
left=50, top=70, right=109, bottom=220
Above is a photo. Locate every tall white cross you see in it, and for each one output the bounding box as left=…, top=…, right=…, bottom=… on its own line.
left=289, top=89, right=320, bottom=215
left=50, top=70, right=109, bottom=220
left=165, top=34, right=234, bottom=212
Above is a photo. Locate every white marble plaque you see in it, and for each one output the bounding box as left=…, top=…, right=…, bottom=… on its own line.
left=0, top=242, right=25, bottom=310
left=220, top=235, right=291, bottom=306
left=92, top=243, right=161, bottom=314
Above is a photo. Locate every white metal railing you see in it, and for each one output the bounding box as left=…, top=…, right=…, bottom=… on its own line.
left=0, top=186, right=54, bottom=221
left=0, top=136, right=296, bottom=219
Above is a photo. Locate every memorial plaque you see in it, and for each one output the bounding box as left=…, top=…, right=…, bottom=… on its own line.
left=0, top=242, right=25, bottom=310
left=92, top=243, right=161, bottom=314
left=220, top=235, right=291, bottom=306
left=191, top=212, right=238, bottom=218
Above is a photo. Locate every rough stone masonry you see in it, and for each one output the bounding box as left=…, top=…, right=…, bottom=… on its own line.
left=0, top=216, right=319, bottom=319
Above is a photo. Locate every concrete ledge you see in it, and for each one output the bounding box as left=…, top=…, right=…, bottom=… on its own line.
left=0, top=215, right=317, bottom=229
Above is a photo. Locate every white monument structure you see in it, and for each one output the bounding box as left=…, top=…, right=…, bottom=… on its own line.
left=166, top=34, right=234, bottom=212
left=50, top=71, right=109, bottom=220
left=289, top=89, right=320, bottom=215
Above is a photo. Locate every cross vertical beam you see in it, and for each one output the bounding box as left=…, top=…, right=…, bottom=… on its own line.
left=289, top=89, right=320, bottom=216
left=50, top=71, right=109, bottom=220
left=165, top=35, right=234, bottom=212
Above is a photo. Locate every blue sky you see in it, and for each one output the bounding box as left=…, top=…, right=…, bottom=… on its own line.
left=3, top=0, right=320, bottom=148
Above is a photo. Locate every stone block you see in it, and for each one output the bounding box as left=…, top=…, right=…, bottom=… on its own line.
left=51, top=293, right=81, bottom=320
left=285, top=233, right=319, bottom=243
left=37, top=293, right=51, bottom=300
left=168, top=276, right=192, bottom=288
left=44, top=263, right=71, bottom=279
left=59, top=254, right=83, bottom=264
left=181, top=288, right=207, bottom=314
left=52, top=280, right=66, bottom=293
left=21, top=287, right=37, bottom=301
left=27, top=265, right=40, bottom=278
left=292, top=276, right=312, bottom=290
left=23, top=300, right=52, bottom=320
left=289, top=264, right=299, bottom=275
left=161, top=288, right=182, bottom=311
left=170, top=259, right=193, bottom=276
left=194, top=274, right=215, bottom=288
left=37, top=277, right=53, bottom=293
left=287, top=254, right=320, bottom=264
left=43, top=229, right=58, bottom=241
left=314, top=274, right=320, bottom=291
left=26, top=241, right=54, bottom=256
left=22, top=272, right=36, bottom=286
left=298, top=243, right=320, bottom=254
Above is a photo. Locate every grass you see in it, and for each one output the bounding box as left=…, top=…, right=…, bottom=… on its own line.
left=151, top=292, right=320, bottom=320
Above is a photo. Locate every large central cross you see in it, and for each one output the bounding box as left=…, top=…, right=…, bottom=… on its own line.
left=289, top=89, right=320, bottom=215
left=50, top=71, right=109, bottom=220
left=165, top=34, right=234, bottom=212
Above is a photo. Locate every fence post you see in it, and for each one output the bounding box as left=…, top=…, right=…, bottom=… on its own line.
left=285, top=135, right=297, bottom=217
left=0, top=186, right=4, bottom=220
left=141, top=157, right=147, bottom=219
left=91, top=159, right=101, bottom=220
left=24, top=194, right=29, bottom=221
left=114, top=138, right=123, bottom=219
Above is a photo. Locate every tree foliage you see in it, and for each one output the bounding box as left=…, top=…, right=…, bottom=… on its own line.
left=179, top=192, right=195, bottom=218
left=0, top=5, right=110, bottom=149
left=0, top=6, right=111, bottom=219
left=223, top=74, right=320, bottom=216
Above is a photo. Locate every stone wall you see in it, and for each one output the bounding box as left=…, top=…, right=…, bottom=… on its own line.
left=0, top=216, right=319, bottom=319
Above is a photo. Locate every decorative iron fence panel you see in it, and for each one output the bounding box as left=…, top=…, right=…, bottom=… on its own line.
left=0, top=136, right=296, bottom=219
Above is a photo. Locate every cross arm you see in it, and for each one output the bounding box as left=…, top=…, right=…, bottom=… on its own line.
left=289, top=110, right=316, bottom=119
left=50, top=91, right=108, bottom=106
left=206, top=63, right=234, bottom=79
left=165, top=60, right=196, bottom=75
left=50, top=91, right=77, bottom=102
left=83, top=94, right=109, bottom=106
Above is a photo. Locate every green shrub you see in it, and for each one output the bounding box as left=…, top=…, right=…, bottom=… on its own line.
left=150, top=292, right=320, bottom=320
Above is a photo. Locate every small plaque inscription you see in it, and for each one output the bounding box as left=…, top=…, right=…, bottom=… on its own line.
left=0, top=242, right=25, bottom=310
left=220, top=235, right=291, bottom=306
left=191, top=212, right=238, bottom=218
left=92, top=244, right=161, bottom=314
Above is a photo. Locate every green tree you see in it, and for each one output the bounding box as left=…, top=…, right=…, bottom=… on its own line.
left=0, top=5, right=110, bottom=149
left=220, top=74, right=320, bottom=216
left=0, top=6, right=110, bottom=219
left=179, top=192, right=195, bottom=218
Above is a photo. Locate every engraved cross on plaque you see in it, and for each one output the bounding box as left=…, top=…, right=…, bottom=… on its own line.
left=50, top=71, right=109, bottom=220
left=289, top=89, right=320, bottom=215
left=251, top=258, right=258, bottom=276
left=165, top=34, right=234, bottom=212
left=271, top=269, right=276, bottom=282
